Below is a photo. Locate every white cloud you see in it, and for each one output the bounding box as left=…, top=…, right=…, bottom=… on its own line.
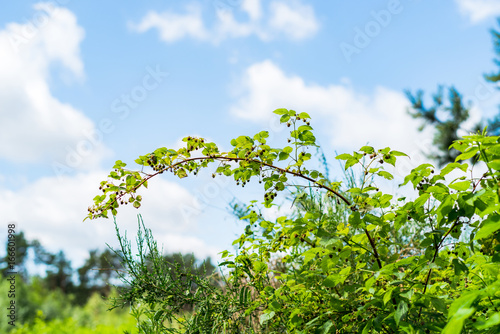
left=129, top=0, right=319, bottom=44
left=0, top=3, right=109, bottom=169
left=230, top=60, right=434, bottom=162
left=454, top=0, right=500, bottom=23
left=242, top=0, right=262, bottom=21
left=0, top=170, right=220, bottom=267
left=129, top=4, right=208, bottom=42
left=268, top=1, right=318, bottom=40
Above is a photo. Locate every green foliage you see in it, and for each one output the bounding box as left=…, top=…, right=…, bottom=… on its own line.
left=10, top=312, right=137, bottom=334
left=0, top=277, right=135, bottom=333
left=88, top=110, right=500, bottom=333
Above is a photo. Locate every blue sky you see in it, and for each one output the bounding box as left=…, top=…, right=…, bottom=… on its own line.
left=2, top=0, right=500, bottom=269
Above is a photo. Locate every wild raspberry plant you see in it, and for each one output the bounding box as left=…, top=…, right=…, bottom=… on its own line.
left=88, top=110, right=500, bottom=333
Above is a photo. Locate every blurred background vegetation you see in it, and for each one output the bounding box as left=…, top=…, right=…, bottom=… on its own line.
left=0, top=231, right=216, bottom=333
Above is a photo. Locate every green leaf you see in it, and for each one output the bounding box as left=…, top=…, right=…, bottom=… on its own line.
left=427, top=184, right=449, bottom=194
left=339, top=266, right=351, bottom=278
left=475, top=312, right=500, bottom=330
left=269, top=300, right=281, bottom=311
left=323, top=275, right=337, bottom=288
left=390, top=150, right=408, bottom=157
left=475, top=214, right=500, bottom=240
left=176, top=169, right=187, bottom=179
left=449, top=180, right=470, bottom=191
left=298, top=125, right=313, bottom=131
left=345, top=158, right=359, bottom=169
left=383, top=287, right=395, bottom=305
left=442, top=307, right=475, bottom=334
left=316, top=320, right=333, bottom=334
left=431, top=298, right=446, bottom=313
left=259, top=311, right=275, bottom=325
left=414, top=193, right=430, bottom=208
left=378, top=171, right=394, bottom=180
left=253, top=261, right=267, bottom=272
left=455, top=147, right=478, bottom=161
left=489, top=159, right=500, bottom=170
left=298, top=112, right=311, bottom=119
left=273, top=108, right=288, bottom=115
left=447, top=290, right=480, bottom=320
left=298, top=130, right=316, bottom=143
left=361, top=319, right=373, bottom=334
left=303, top=248, right=322, bottom=264
left=280, top=114, right=290, bottom=123
left=336, top=153, right=352, bottom=161
left=360, top=146, right=374, bottom=154
left=394, top=300, right=408, bottom=326
left=279, top=152, right=289, bottom=161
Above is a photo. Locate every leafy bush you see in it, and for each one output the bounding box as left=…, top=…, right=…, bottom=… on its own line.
left=88, top=110, right=500, bottom=333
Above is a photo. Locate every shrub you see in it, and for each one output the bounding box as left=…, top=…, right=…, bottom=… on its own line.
left=88, top=110, right=500, bottom=333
